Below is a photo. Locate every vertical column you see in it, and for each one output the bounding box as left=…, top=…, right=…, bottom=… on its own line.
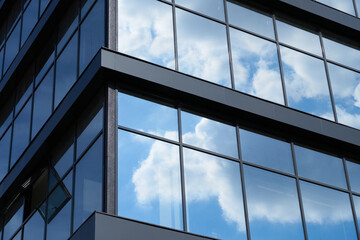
left=107, top=0, right=117, bottom=50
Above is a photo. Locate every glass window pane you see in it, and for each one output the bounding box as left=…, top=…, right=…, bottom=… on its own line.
left=4, top=20, right=21, bottom=72
left=35, top=41, right=54, bottom=87
left=0, top=47, right=3, bottom=76
left=294, top=145, right=347, bottom=189
left=227, top=2, right=274, bottom=39
left=230, top=28, right=283, bottom=104
left=54, top=33, right=78, bottom=108
left=0, top=96, right=14, bottom=137
left=32, top=67, right=54, bottom=138
left=181, top=111, right=238, bottom=158
left=276, top=20, right=321, bottom=56
left=323, top=38, right=360, bottom=71
left=11, top=230, right=21, bottom=240
left=40, top=0, right=50, bottom=15
left=15, top=68, right=33, bottom=116
left=118, top=130, right=183, bottom=230
left=346, top=160, right=360, bottom=194
left=23, top=211, right=45, bottom=240
left=183, top=148, right=246, bottom=239
left=315, top=0, right=355, bottom=15
left=327, top=63, right=360, bottom=129
left=47, top=183, right=71, bottom=221
left=57, top=1, right=78, bottom=53
left=79, top=0, right=104, bottom=73
left=74, top=135, right=103, bottom=230
left=118, top=0, right=174, bottom=69
left=21, top=0, right=39, bottom=47
left=353, top=195, right=360, bottom=233
left=3, top=200, right=24, bottom=240
left=244, top=166, right=303, bottom=240
left=0, top=127, right=11, bottom=180
left=81, top=0, right=95, bottom=19
left=176, top=0, right=224, bottom=20
left=240, top=129, right=293, bottom=173
left=118, top=92, right=178, bottom=141
left=46, top=201, right=71, bottom=240
left=281, top=46, right=333, bottom=119
left=51, top=128, right=74, bottom=179
left=176, top=8, right=231, bottom=87
left=301, top=181, right=357, bottom=240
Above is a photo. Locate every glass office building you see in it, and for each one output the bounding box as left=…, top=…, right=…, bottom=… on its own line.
left=0, top=0, right=360, bottom=239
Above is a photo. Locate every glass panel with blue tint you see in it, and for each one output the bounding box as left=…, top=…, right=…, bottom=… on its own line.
left=0, top=128, right=11, bottom=180
left=346, top=160, right=360, bottom=194
left=315, top=0, right=355, bottom=15
left=281, top=46, right=333, bottom=119
left=23, top=211, right=45, bottom=240
left=57, top=1, right=78, bottom=53
left=327, top=63, right=360, bottom=129
left=276, top=20, right=322, bottom=56
left=0, top=96, right=14, bottom=137
left=0, top=47, right=3, bottom=76
left=118, top=0, right=175, bottom=69
left=35, top=47, right=54, bottom=87
left=40, top=0, right=51, bottom=15
left=227, top=2, right=274, bottom=39
left=3, top=200, right=24, bottom=240
left=181, top=111, right=238, bottom=158
left=74, top=135, right=103, bottom=230
left=176, top=0, right=224, bottom=20
left=4, top=20, right=21, bottom=72
left=244, top=165, right=304, bottom=240
left=81, top=0, right=95, bottom=19
left=183, top=148, right=246, bottom=239
left=353, top=195, right=360, bottom=233
left=47, top=183, right=71, bottom=222
left=46, top=201, right=71, bottom=240
left=176, top=8, right=231, bottom=87
left=323, top=37, right=360, bottom=71
left=230, top=28, right=284, bottom=104
left=79, top=0, right=104, bottom=73
left=21, top=0, right=38, bottom=47
left=52, top=128, right=74, bottom=179
left=357, top=0, right=360, bottom=17
left=11, top=230, right=21, bottom=240
left=294, top=145, right=347, bottom=189
left=240, top=129, right=293, bottom=173
left=118, top=92, right=178, bottom=141
left=15, top=69, right=33, bottom=116
left=300, top=181, right=357, bottom=240
left=118, top=130, right=183, bottom=230
left=11, top=99, right=31, bottom=167
left=32, top=67, right=53, bottom=138
left=54, top=33, right=78, bottom=108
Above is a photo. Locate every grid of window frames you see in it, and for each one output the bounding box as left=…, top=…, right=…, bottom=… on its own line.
left=0, top=0, right=105, bottom=184
left=0, top=96, right=104, bottom=240
left=313, top=0, right=360, bottom=17
left=117, top=0, right=360, bottom=130
left=0, top=0, right=52, bottom=80
left=117, top=91, right=360, bottom=240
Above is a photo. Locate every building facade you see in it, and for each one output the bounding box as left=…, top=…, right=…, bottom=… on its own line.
left=0, top=0, right=360, bottom=239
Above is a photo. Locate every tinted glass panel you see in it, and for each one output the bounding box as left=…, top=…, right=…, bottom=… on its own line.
left=81, top=0, right=95, bottom=19
left=315, top=0, right=355, bottom=15
left=240, top=129, right=293, bottom=173
left=15, top=71, right=33, bottom=116
left=4, top=21, right=21, bottom=72
left=35, top=49, right=54, bottom=87
left=176, top=0, right=224, bottom=20
left=244, top=166, right=303, bottom=240
left=57, top=1, right=78, bottom=53
left=353, top=195, right=360, bottom=233
left=23, top=211, right=45, bottom=240
left=118, top=130, right=183, bottom=230
left=118, top=0, right=174, bottom=69
left=21, top=0, right=38, bottom=46
left=3, top=201, right=24, bottom=240
left=46, top=201, right=71, bottom=240
left=227, top=2, right=274, bottom=39
left=0, top=47, right=3, bottom=76
left=11, top=230, right=21, bottom=240
left=230, top=28, right=283, bottom=104
left=183, top=148, right=246, bottom=239
left=47, top=183, right=70, bottom=221
left=0, top=128, right=11, bottom=180
left=40, top=0, right=50, bottom=15
left=281, top=46, right=333, bottom=119
left=294, top=145, right=347, bottom=189
left=181, top=111, right=238, bottom=158
left=176, top=8, right=231, bottom=87
left=346, top=160, right=360, bottom=194
left=118, top=92, right=178, bottom=141
left=301, top=181, right=357, bottom=240
left=52, top=129, right=74, bottom=179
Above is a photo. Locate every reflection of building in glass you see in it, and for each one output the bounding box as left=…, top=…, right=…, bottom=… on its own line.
left=0, top=0, right=360, bottom=240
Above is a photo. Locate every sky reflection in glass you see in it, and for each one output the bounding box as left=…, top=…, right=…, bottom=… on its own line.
left=118, top=92, right=178, bottom=141
left=183, top=148, right=246, bottom=240
left=294, top=145, right=347, bottom=189
left=118, top=130, right=183, bottom=230
left=327, top=63, right=360, bottom=129
left=301, top=181, right=357, bottom=240
left=176, top=8, right=231, bottom=87
left=244, top=166, right=304, bottom=240
left=315, top=0, right=355, bottom=15
left=176, top=0, right=224, bottom=20
left=346, top=160, right=360, bottom=194
left=281, top=46, right=333, bottom=119
left=3, top=202, right=24, bottom=240
left=230, top=28, right=283, bottom=104
left=118, top=0, right=175, bottom=69
left=23, top=211, right=45, bottom=240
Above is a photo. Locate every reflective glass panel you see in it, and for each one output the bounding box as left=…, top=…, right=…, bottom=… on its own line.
left=176, top=0, right=224, bottom=20
left=47, top=183, right=70, bottom=221
left=46, top=201, right=71, bottom=240
left=357, top=0, right=360, bottom=17
left=240, top=129, right=293, bottom=173
left=40, top=0, right=50, bottom=15
left=57, top=1, right=78, bottom=53
left=118, top=0, right=174, bottom=69
left=181, top=111, right=238, bottom=158
left=0, top=47, right=3, bottom=76
left=21, top=0, right=38, bottom=46
left=323, top=38, right=360, bottom=71
left=346, top=160, right=360, bottom=194
left=294, top=145, right=347, bottom=189
left=230, top=28, right=283, bottom=104
left=35, top=49, right=54, bottom=87
left=183, top=148, right=246, bottom=239
left=118, top=130, right=183, bottom=230
left=244, top=166, right=303, bottom=240
left=52, top=129, right=74, bottom=179
left=176, top=8, right=231, bottom=87
left=11, top=230, right=21, bottom=240
left=353, top=195, right=360, bottom=232
left=281, top=46, right=333, bottom=119
left=315, top=0, right=355, bottom=15
left=23, top=211, right=45, bottom=240
left=227, top=2, right=274, bottom=39
left=3, top=201, right=24, bottom=240
left=301, top=181, right=357, bottom=240
left=118, top=92, right=178, bottom=141
left=15, top=70, right=33, bottom=116
left=32, top=67, right=54, bottom=137
left=74, top=135, right=103, bottom=230
left=0, top=128, right=11, bottom=180
left=276, top=20, right=321, bottom=56
left=327, top=63, right=360, bottom=129
left=81, top=0, right=95, bottom=19
left=4, top=21, right=21, bottom=72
